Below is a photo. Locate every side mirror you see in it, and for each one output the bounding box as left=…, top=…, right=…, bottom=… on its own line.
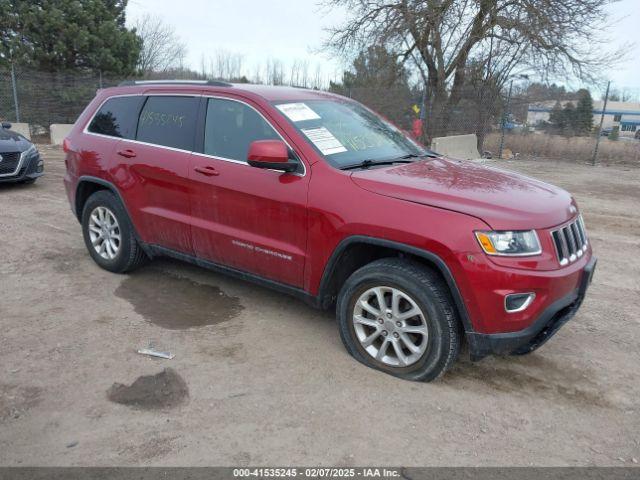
left=247, top=140, right=298, bottom=173
left=1, top=122, right=11, bottom=130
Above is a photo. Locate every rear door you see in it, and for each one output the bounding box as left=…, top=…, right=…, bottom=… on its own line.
left=188, top=96, right=309, bottom=287
left=118, top=95, right=200, bottom=254
left=83, top=95, right=145, bottom=181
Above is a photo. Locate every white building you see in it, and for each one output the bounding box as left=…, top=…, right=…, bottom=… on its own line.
left=527, top=100, right=640, bottom=137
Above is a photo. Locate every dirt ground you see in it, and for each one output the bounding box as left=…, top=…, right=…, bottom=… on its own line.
left=1, top=148, right=639, bottom=467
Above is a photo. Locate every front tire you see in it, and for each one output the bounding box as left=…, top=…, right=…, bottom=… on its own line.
left=337, top=258, right=461, bottom=382
left=81, top=190, right=147, bottom=273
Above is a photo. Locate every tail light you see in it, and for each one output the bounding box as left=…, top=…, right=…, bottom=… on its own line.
left=62, top=138, right=74, bottom=153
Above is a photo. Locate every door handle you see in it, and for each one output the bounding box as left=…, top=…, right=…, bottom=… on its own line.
left=117, top=148, right=137, bottom=158
left=194, top=165, right=220, bottom=176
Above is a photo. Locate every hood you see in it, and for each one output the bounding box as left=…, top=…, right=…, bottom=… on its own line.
left=0, top=127, right=30, bottom=151
left=351, top=157, right=576, bottom=230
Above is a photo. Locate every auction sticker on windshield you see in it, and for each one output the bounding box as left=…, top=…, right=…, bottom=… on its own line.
left=301, top=127, right=347, bottom=155
left=276, top=103, right=321, bottom=122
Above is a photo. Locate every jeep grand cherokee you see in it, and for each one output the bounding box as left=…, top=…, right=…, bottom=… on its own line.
left=63, top=80, right=596, bottom=381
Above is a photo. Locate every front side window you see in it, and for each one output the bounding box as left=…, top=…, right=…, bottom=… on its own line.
left=136, top=96, right=199, bottom=150
left=273, top=99, right=430, bottom=169
left=204, top=98, right=280, bottom=161
left=88, top=96, right=144, bottom=139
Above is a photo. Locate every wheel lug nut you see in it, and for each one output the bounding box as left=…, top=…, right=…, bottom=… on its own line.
left=393, top=332, right=399, bottom=338
left=396, top=321, right=402, bottom=327
left=386, top=313, right=392, bottom=319
left=381, top=330, right=388, bottom=337
left=378, top=318, right=384, bottom=324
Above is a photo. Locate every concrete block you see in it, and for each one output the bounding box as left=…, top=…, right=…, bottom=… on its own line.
left=431, top=134, right=481, bottom=160
left=50, top=124, right=74, bottom=145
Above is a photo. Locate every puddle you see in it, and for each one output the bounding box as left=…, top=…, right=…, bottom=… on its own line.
left=115, top=268, right=244, bottom=329
left=107, top=368, right=188, bottom=410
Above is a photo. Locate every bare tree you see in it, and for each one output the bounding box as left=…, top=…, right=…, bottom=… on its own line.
left=324, top=0, right=626, bottom=139
left=300, top=59, right=311, bottom=87
left=211, top=49, right=245, bottom=80
left=290, top=59, right=301, bottom=86
left=608, top=87, right=640, bottom=103
left=265, top=58, right=285, bottom=85
left=252, top=62, right=263, bottom=84
left=199, top=53, right=207, bottom=77
left=135, top=14, right=187, bottom=74
left=313, top=63, right=324, bottom=89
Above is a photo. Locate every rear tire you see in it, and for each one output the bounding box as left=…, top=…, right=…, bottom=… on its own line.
left=81, top=190, right=148, bottom=273
left=337, top=258, right=460, bottom=382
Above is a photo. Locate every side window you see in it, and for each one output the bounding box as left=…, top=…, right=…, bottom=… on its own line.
left=136, top=96, right=199, bottom=150
left=88, top=96, right=144, bottom=139
left=204, top=98, right=280, bottom=161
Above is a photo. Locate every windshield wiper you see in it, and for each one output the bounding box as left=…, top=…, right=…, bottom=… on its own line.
left=340, top=151, right=440, bottom=170
left=340, top=159, right=413, bottom=171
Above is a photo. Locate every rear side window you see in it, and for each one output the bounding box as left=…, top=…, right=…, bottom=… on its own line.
left=136, top=96, right=199, bottom=150
left=88, top=96, right=143, bottom=139
left=204, top=98, right=279, bottom=161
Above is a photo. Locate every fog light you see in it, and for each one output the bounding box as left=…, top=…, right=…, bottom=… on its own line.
left=37, top=159, right=44, bottom=172
left=505, top=293, right=535, bottom=313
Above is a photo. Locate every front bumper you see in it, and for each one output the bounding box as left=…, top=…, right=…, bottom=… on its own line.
left=0, top=152, right=44, bottom=183
left=466, top=257, right=597, bottom=360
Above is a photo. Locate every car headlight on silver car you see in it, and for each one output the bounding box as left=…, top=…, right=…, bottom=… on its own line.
left=475, top=230, right=541, bottom=256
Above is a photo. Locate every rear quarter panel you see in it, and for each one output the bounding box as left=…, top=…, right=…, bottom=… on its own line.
left=63, top=92, right=120, bottom=214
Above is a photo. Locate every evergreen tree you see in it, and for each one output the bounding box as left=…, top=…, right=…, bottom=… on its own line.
left=0, top=0, right=141, bottom=75
left=329, top=46, right=412, bottom=93
left=526, top=83, right=569, bottom=102
left=575, top=89, right=594, bottom=135
left=562, top=102, right=577, bottom=134
left=330, top=46, right=414, bottom=128
left=549, top=101, right=566, bottom=133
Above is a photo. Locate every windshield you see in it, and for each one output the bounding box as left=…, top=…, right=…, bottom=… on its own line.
left=273, top=99, right=433, bottom=169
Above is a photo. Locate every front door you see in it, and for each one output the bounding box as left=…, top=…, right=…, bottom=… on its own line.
left=189, top=97, right=309, bottom=287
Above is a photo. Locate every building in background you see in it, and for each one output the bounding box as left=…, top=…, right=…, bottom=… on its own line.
left=527, top=100, right=640, bottom=137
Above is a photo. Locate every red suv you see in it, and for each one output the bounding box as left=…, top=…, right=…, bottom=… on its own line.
left=63, top=80, right=596, bottom=381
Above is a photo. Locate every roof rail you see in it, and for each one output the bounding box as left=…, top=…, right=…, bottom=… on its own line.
left=117, top=79, right=233, bottom=87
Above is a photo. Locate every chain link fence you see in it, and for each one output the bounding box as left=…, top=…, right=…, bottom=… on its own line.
left=345, top=82, right=640, bottom=166
left=2, top=66, right=639, bottom=165
left=0, top=66, right=124, bottom=142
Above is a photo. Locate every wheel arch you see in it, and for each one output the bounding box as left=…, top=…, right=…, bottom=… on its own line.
left=75, top=176, right=146, bottom=252
left=317, top=236, right=474, bottom=333
left=75, top=176, right=120, bottom=220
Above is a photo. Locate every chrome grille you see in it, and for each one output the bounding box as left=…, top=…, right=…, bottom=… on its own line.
left=0, top=151, right=21, bottom=175
left=551, top=216, right=588, bottom=266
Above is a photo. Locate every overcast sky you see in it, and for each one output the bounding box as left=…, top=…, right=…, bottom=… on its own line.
left=126, top=0, right=640, bottom=94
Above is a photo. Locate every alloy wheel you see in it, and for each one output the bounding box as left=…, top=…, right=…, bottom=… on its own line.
left=352, top=286, right=429, bottom=367
left=88, top=206, right=121, bottom=260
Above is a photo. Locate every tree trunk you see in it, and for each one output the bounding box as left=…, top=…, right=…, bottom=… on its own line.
left=424, top=81, right=450, bottom=143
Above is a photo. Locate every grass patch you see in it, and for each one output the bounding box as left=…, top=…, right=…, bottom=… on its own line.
left=483, top=132, right=640, bottom=166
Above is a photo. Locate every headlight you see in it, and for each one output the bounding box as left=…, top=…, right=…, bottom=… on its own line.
left=475, top=230, right=541, bottom=256
left=23, top=145, right=38, bottom=158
